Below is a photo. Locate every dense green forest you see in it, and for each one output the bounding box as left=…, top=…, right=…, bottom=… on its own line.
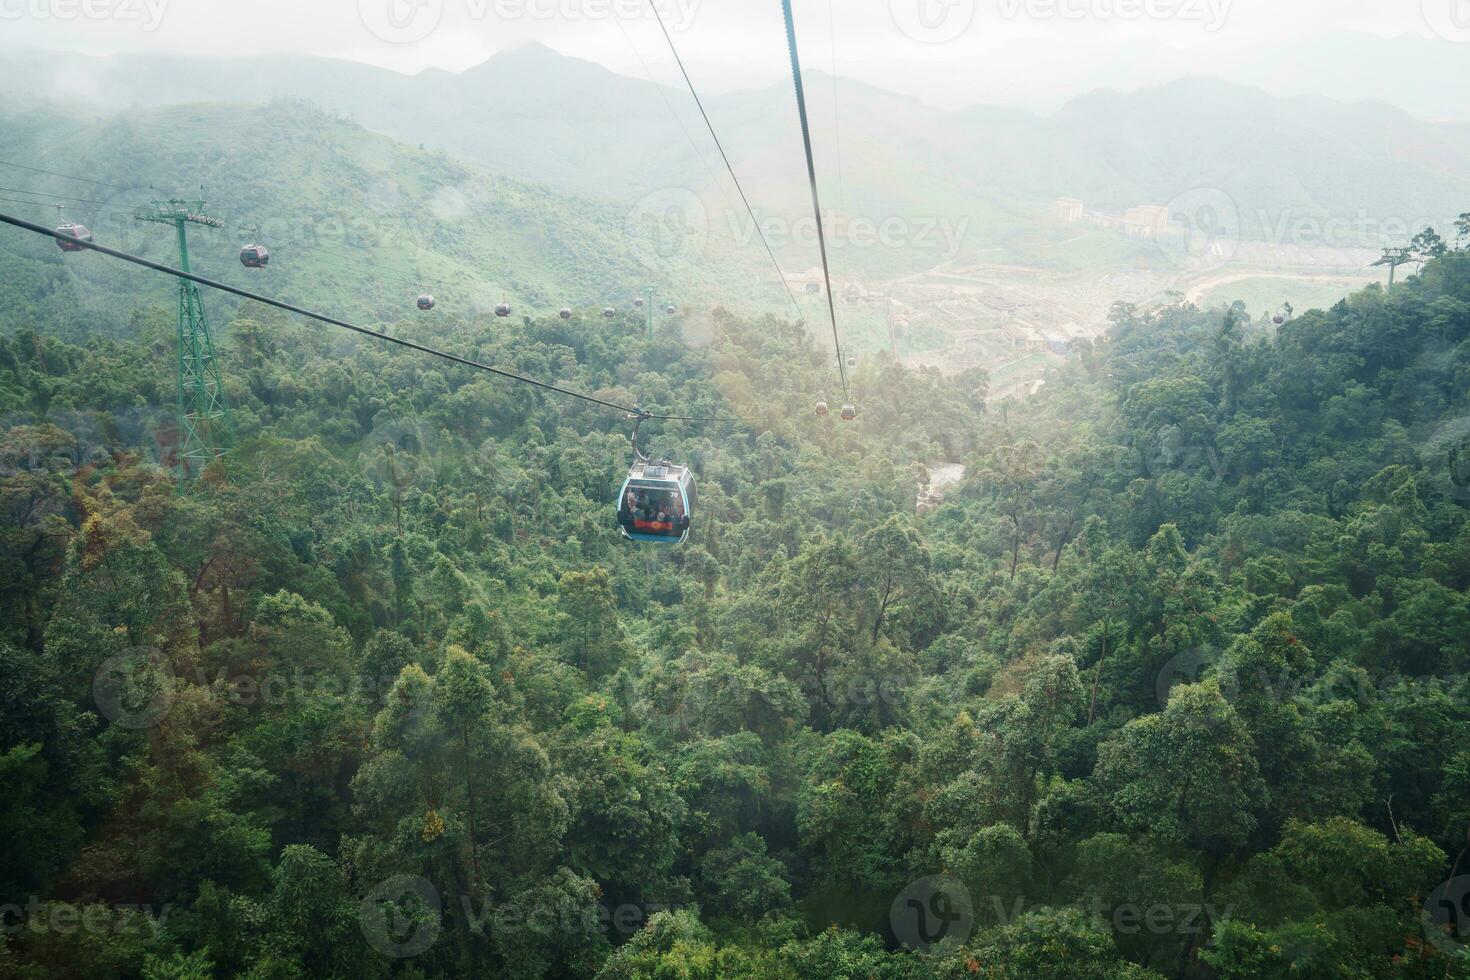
left=3, top=221, right=1470, bottom=980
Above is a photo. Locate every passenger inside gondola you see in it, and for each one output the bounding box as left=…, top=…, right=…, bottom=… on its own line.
left=623, top=486, right=682, bottom=537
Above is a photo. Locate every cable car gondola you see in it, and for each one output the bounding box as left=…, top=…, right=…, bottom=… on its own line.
left=239, top=244, right=269, bottom=268
left=495, top=303, right=512, bottom=317
left=665, top=304, right=678, bottom=315
left=54, top=222, right=92, bottom=252
left=634, top=297, right=645, bottom=308
left=417, top=294, right=435, bottom=311
left=603, top=307, right=617, bottom=318
left=840, top=404, right=857, bottom=421
left=815, top=401, right=829, bottom=417
left=616, top=413, right=695, bottom=545
left=560, top=308, right=573, bottom=320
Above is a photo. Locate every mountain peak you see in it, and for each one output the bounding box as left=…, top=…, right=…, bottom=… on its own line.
left=461, top=41, right=603, bottom=79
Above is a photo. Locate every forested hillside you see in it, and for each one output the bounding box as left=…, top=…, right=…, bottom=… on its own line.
left=2, top=202, right=1469, bottom=978
left=0, top=100, right=754, bottom=342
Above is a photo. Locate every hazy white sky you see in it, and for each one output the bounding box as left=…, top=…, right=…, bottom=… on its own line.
left=0, top=0, right=1460, bottom=108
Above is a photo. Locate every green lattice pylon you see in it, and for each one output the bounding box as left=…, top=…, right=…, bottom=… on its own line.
left=134, top=199, right=231, bottom=475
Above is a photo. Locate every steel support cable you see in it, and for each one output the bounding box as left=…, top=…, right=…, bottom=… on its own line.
left=646, top=0, right=810, bottom=329
left=0, top=184, right=134, bottom=207
left=780, top=0, right=849, bottom=399
left=608, top=11, right=744, bottom=238
left=0, top=158, right=138, bottom=191
left=0, top=196, right=137, bottom=219
left=0, top=212, right=763, bottom=425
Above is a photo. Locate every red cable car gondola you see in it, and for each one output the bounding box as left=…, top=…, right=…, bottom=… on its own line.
left=54, top=222, right=93, bottom=252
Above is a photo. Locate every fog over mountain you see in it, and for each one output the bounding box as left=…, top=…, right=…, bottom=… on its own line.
left=3, top=40, right=1465, bottom=244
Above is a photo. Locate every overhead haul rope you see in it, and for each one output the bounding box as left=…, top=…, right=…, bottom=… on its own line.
left=780, top=0, right=849, bottom=400
left=0, top=196, right=136, bottom=220
left=646, top=0, right=810, bottom=330
left=0, top=184, right=134, bottom=207
left=0, top=158, right=137, bottom=191
left=0, top=212, right=763, bottom=425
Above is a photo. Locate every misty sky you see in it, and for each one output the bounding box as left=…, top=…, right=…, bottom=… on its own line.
left=0, top=0, right=1462, bottom=109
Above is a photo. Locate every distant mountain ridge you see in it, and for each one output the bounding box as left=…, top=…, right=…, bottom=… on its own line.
left=3, top=43, right=1467, bottom=244
left=2, top=43, right=1468, bottom=290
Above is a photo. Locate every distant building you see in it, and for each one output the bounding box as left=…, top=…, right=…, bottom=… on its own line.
left=1123, top=205, right=1170, bottom=238
left=1001, top=323, right=1046, bottom=351
left=1042, top=332, right=1070, bottom=356
left=1053, top=198, right=1170, bottom=238
left=1052, top=198, right=1084, bottom=223
left=786, top=267, right=825, bottom=293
